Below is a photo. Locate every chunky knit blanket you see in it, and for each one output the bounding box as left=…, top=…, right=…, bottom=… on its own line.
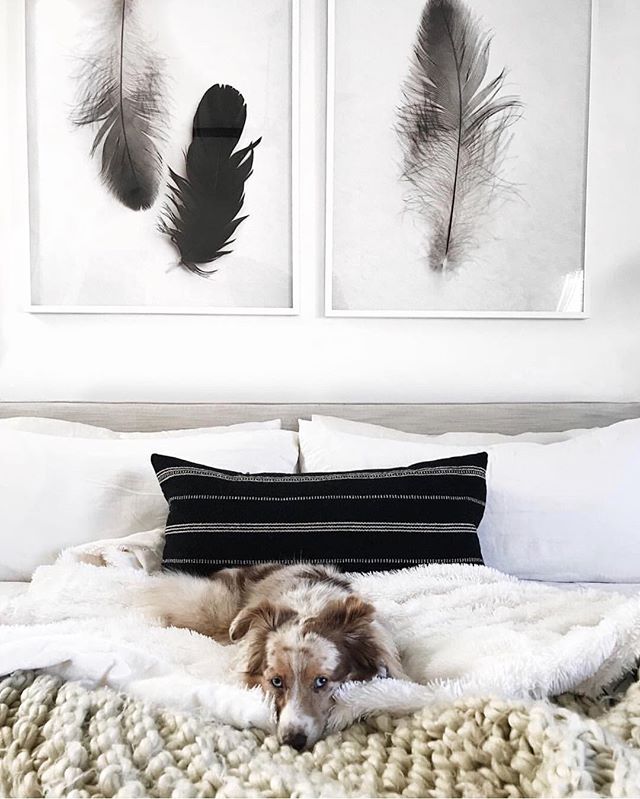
left=1, top=669, right=639, bottom=798
left=3, top=541, right=640, bottom=797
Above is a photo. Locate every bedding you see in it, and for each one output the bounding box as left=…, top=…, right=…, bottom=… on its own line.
left=0, top=583, right=28, bottom=599
left=545, top=582, right=640, bottom=596
left=15, top=578, right=638, bottom=599
left=2, top=669, right=640, bottom=798
left=0, top=415, right=283, bottom=437
left=152, top=451, right=488, bottom=574
left=1, top=536, right=640, bottom=797
left=299, top=418, right=640, bottom=583
left=0, top=427, right=299, bottom=580
left=8, top=579, right=638, bottom=599
left=310, top=413, right=590, bottom=445
left=1, top=533, right=640, bottom=731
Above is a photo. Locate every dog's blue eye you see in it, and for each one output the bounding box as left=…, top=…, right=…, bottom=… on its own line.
left=314, top=676, right=328, bottom=689
left=271, top=677, right=283, bottom=689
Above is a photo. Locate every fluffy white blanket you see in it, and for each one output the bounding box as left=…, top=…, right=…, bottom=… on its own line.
left=1, top=535, right=639, bottom=733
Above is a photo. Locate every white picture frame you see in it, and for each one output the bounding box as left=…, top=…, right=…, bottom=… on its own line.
left=25, top=0, right=300, bottom=316
left=325, top=0, right=594, bottom=319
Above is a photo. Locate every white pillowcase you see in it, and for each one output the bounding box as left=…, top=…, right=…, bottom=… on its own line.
left=299, top=419, right=640, bottom=582
left=1, top=428, right=299, bottom=580
left=0, top=416, right=282, bottom=439
left=310, top=414, right=589, bottom=445
left=299, top=420, right=470, bottom=472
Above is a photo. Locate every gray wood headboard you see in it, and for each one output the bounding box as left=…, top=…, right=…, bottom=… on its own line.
left=0, top=402, right=638, bottom=434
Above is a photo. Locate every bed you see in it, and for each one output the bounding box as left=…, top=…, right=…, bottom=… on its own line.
left=0, top=401, right=639, bottom=798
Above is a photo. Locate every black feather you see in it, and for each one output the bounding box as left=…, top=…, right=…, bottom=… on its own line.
left=71, top=0, right=167, bottom=211
left=159, top=84, right=261, bottom=276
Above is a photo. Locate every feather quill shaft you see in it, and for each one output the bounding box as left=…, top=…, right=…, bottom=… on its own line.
left=397, top=0, right=521, bottom=270
left=71, top=0, right=167, bottom=210
left=159, top=84, right=261, bottom=276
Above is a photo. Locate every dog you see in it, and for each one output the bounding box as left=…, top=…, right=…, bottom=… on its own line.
left=141, top=563, right=405, bottom=750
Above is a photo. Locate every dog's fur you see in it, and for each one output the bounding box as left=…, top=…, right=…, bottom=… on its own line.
left=141, top=563, right=405, bottom=749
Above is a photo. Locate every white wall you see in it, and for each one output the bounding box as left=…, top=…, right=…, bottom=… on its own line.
left=1, top=0, right=639, bottom=403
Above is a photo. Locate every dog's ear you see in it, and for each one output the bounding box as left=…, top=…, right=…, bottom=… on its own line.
left=307, top=595, right=375, bottom=634
left=306, top=596, right=383, bottom=681
left=229, top=601, right=296, bottom=643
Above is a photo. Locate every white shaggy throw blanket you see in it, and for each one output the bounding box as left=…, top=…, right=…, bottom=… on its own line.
left=1, top=538, right=639, bottom=734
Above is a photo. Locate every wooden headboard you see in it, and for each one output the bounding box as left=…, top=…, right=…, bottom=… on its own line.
left=0, top=403, right=638, bottom=434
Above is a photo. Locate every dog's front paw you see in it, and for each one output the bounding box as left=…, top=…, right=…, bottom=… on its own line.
left=63, top=529, right=164, bottom=573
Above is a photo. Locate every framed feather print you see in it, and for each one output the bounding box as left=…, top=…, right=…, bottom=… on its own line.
left=325, top=0, right=593, bottom=318
left=26, top=0, right=299, bottom=314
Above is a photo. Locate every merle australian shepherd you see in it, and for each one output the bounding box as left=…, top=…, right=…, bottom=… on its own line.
left=142, top=563, right=405, bottom=750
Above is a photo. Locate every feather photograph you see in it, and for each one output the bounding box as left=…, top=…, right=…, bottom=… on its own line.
left=70, top=0, right=168, bottom=212
left=159, top=84, right=261, bottom=277
left=326, top=0, right=592, bottom=317
left=26, top=0, right=296, bottom=313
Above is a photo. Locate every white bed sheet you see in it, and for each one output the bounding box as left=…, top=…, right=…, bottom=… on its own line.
left=0, top=582, right=29, bottom=598
left=540, top=581, right=640, bottom=596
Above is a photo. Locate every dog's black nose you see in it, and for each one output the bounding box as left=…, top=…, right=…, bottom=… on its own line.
left=284, top=732, right=307, bottom=751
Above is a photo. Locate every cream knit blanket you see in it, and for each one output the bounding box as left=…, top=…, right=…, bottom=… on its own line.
left=1, top=669, right=639, bottom=798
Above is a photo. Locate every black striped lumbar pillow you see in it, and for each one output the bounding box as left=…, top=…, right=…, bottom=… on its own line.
left=151, top=451, right=488, bottom=575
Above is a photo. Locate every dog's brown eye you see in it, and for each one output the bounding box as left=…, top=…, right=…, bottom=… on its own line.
left=314, top=676, right=328, bottom=689
left=271, top=677, right=283, bottom=689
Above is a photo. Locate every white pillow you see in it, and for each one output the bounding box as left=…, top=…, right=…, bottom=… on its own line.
left=0, top=416, right=282, bottom=439
left=299, top=420, right=469, bottom=472
left=1, top=428, right=299, bottom=580
left=309, top=414, right=589, bottom=445
left=298, top=420, right=640, bottom=582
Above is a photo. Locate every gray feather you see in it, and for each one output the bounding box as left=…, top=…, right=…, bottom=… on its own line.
left=71, top=0, right=168, bottom=211
left=397, top=0, right=521, bottom=271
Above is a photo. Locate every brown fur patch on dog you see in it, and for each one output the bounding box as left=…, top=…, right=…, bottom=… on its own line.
left=304, top=595, right=383, bottom=681
left=142, top=572, right=243, bottom=644
left=297, top=566, right=352, bottom=593
left=243, top=563, right=284, bottom=582
left=207, top=564, right=283, bottom=595
left=229, top=601, right=298, bottom=678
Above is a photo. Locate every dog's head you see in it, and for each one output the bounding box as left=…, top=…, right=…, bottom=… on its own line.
left=229, top=595, right=388, bottom=750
